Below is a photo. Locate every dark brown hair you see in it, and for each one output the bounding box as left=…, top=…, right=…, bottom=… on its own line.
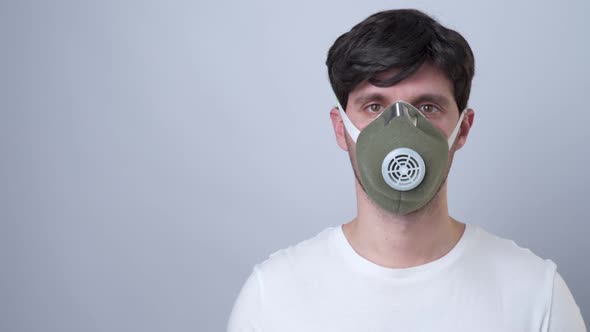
left=326, top=9, right=475, bottom=112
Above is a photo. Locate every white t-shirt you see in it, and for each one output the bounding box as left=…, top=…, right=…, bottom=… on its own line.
left=227, top=223, right=586, bottom=332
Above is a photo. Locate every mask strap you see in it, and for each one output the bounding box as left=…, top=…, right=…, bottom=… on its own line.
left=336, top=100, right=360, bottom=142
left=447, top=110, right=466, bottom=150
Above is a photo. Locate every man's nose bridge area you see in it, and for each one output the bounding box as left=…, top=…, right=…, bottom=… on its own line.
left=394, top=102, right=406, bottom=118
left=383, top=102, right=418, bottom=127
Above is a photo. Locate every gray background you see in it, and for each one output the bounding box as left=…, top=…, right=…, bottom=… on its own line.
left=2, top=0, right=588, bottom=331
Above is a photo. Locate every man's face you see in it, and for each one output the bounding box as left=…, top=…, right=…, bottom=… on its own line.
left=330, top=62, right=474, bottom=202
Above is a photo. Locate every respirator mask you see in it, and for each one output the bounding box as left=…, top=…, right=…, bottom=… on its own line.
left=338, top=100, right=465, bottom=215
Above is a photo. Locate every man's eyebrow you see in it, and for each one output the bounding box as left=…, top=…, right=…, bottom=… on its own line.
left=352, top=92, right=453, bottom=109
left=411, top=93, right=452, bottom=108
left=352, top=93, right=388, bottom=107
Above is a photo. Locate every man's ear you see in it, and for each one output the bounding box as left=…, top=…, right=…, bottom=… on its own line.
left=452, top=108, right=475, bottom=152
left=329, top=107, right=349, bottom=151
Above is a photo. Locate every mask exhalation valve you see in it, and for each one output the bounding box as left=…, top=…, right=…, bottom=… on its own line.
left=381, top=148, right=426, bottom=191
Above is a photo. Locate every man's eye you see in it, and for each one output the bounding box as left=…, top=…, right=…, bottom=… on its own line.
left=366, top=104, right=383, bottom=113
left=418, top=104, right=441, bottom=114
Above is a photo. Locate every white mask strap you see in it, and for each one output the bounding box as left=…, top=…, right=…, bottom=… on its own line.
left=336, top=100, right=360, bottom=142
left=447, top=110, right=466, bottom=150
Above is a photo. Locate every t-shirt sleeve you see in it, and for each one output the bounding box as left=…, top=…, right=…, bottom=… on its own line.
left=226, top=265, right=264, bottom=332
left=547, top=271, right=587, bottom=332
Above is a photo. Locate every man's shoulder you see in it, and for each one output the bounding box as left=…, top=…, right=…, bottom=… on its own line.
left=253, top=225, right=340, bottom=280
left=469, top=224, right=556, bottom=290
left=466, top=224, right=561, bottom=325
left=472, top=224, right=555, bottom=268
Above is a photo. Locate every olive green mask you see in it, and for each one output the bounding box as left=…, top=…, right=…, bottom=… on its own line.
left=338, top=101, right=465, bottom=215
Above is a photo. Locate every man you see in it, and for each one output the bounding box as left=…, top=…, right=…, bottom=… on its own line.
left=227, top=9, right=586, bottom=331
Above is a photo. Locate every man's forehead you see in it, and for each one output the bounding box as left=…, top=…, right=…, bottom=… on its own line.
left=348, top=64, right=455, bottom=107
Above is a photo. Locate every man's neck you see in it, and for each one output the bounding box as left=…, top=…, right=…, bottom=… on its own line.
left=342, top=180, right=465, bottom=269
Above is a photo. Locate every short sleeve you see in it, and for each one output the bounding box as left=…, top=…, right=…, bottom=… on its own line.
left=547, top=271, right=587, bottom=332
left=226, top=265, right=264, bottom=332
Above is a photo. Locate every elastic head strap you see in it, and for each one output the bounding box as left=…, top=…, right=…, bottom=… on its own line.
left=447, top=110, right=466, bottom=150
left=336, top=100, right=360, bottom=142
